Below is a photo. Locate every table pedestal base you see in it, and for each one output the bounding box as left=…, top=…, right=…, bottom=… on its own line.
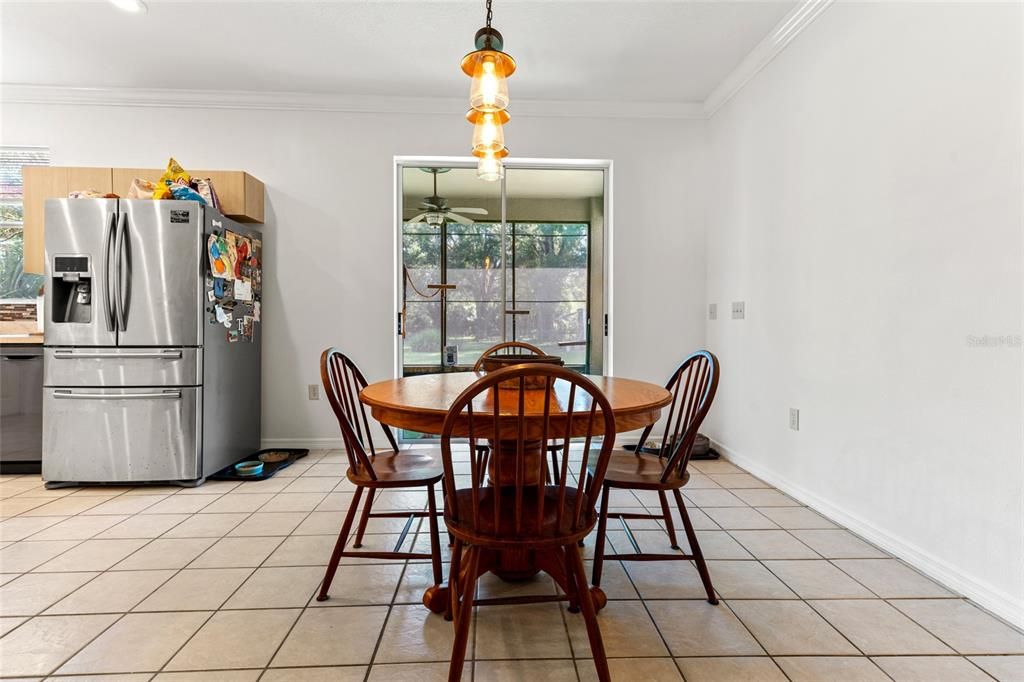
left=487, top=438, right=545, bottom=487
left=422, top=546, right=607, bottom=614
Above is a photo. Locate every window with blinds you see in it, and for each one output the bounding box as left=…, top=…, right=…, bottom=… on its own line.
left=1, top=146, right=49, bottom=300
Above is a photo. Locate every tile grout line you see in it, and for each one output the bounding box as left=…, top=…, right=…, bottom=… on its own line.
left=601, top=510, right=796, bottom=681
left=149, top=482, right=329, bottom=678
left=4, top=452, right=1023, bottom=679
left=700, top=494, right=898, bottom=670
left=362, top=515, right=427, bottom=680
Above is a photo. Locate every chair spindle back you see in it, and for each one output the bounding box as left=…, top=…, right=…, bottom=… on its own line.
left=635, top=350, right=720, bottom=484
left=440, top=364, right=617, bottom=539
left=472, top=341, right=546, bottom=371
left=320, top=348, right=400, bottom=479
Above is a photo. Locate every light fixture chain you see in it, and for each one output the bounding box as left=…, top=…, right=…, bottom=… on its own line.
left=485, top=0, right=493, bottom=30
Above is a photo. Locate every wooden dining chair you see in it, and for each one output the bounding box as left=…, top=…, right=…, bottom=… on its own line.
left=316, top=348, right=444, bottom=604
left=473, top=341, right=566, bottom=484
left=589, top=350, right=721, bottom=605
left=440, top=364, right=617, bottom=682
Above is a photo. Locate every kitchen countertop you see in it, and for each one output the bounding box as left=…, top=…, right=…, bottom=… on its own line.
left=0, top=335, right=44, bottom=345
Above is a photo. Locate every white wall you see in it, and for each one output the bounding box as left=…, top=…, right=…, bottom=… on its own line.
left=703, top=2, right=1024, bottom=625
left=2, top=103, right=707, bottom=446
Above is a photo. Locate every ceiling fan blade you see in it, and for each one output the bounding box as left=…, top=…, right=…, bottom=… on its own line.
left=407, top=214, right=428, bottom=223
left=445, top=212, right=476, bottom=224
left=448, top=207, right=488, bottom=215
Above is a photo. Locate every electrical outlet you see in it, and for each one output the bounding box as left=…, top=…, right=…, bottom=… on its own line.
left=708, top=303, right=717, bottom=320
left=731, top=301, right=745, bottom=319
left=308, top=384, right=320, bottom=400
left=789, top=408, right=800, bottom=431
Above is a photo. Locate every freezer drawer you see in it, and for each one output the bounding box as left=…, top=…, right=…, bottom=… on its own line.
left=43, top=386, right=202, bottom=483
left=44, top=348, right=201, bottom=387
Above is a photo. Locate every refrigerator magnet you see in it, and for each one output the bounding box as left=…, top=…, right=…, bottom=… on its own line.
left=208, top=234, right=231, bottom=278
left=234, top=280, right=253, bottom=302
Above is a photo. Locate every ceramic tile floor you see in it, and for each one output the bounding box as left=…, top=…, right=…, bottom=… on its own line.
left=1, top=448, right=1022, bottom=681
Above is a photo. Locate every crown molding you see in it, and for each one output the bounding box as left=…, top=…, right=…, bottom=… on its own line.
left=1, top=83, right=706, bottom=120
left=703, top=0, right=834, bottom=117
left=2, top=1, right=829, bottom=122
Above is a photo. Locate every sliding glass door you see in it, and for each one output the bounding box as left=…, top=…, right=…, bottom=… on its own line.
left=506, top=221, right=590, bottom=367
left=400, top=163, right=606, bottom=379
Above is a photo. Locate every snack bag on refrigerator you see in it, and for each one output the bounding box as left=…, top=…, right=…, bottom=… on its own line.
left=159, top=157, right=192, bottom=187
left=127, top=178, right=163, bottom=200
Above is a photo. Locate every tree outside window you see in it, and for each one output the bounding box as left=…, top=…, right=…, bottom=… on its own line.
left=0, top=147, right=48, bottom=300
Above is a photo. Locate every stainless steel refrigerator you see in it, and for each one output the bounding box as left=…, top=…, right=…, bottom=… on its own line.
left=42, top=198, right=262, bottom=486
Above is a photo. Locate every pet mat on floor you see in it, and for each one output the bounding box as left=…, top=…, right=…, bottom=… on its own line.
left=210, top=448, right=310, bottom=481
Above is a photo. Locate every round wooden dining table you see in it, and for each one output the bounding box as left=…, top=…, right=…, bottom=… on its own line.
left=360, top=370, right=672, bottom=612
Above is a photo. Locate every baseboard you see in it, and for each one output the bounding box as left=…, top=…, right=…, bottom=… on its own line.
left=261, top=437, right=343, bottom=450
left=711, top=439, right=1024, bottom=629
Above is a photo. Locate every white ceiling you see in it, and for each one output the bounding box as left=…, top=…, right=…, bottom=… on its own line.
left=1, top=1, right=797, bottom=105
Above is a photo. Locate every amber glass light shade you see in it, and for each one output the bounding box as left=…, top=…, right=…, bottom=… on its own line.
left=462, top=49, right=515, bottom=112
left=467, top=109, right=510, bottom=154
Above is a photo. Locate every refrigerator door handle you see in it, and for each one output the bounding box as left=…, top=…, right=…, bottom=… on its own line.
left=122, top=211, right=132, bottom=329
left=102, top=211, right=117, bottom=332
left=113, top=212, right=127, bottom=331
left=53, top=389, right=182, bottom=400
left=52, top=349, right=183, bottom=360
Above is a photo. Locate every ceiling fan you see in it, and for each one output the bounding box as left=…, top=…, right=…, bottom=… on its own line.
left=405, top=167, right=489, bottom=226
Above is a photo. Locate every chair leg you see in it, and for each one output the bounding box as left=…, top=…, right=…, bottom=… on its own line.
left=477, top=446, right=490, bottom=484
left=440, top=483, right=454, bottom=547
left=567, top=542, right=610, bottom=682
left=317, top=485, right=364, bottom=601
left=659, top=490, right=680, bottom=550
left=426, top=484, right=443, bottom=587
left=353, top=487, right=375, bottom=548
left=448, top=545, right=480, bottom=682
left=591, top=483, right=611, bottom=587
left=446, top=538, right=463, bottom=622
left=673, top=488, right=717, bottom=605
left=564, top=544, right=581, bottom=614
left=549, top=447, right=560, bottom=485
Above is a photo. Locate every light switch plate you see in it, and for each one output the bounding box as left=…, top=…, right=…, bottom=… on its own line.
left=308, top=384, right=320, bottom=400
left=789, top=408, right=800, bottom=431
left=731, top=301, right=745, bottom=319
left=708, top=303, right=717, bottom=320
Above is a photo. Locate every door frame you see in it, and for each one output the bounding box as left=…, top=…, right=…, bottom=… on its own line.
left=393, top=156, right=614, bottom=380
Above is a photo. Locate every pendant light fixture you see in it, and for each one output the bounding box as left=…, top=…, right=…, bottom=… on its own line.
left=462, top=0, right=515, bottom=181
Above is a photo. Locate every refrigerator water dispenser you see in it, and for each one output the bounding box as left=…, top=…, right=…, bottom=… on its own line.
left=51, top=255, right=92, bottom=324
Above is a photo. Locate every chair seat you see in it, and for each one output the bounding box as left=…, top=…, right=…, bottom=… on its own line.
left=445, top=486, right=596, bottom=547
left=587, top=450, right=689, bottom=490
left=349, top=448, right=444, bottom=488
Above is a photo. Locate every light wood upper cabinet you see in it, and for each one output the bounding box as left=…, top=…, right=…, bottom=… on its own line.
left=22, top=166, right=265, bottom=274
left=22, top=167, right=69, bottom=277
left=68, top=167, right=113, bottom=195
left=109, top=168, right=264, bottom=224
